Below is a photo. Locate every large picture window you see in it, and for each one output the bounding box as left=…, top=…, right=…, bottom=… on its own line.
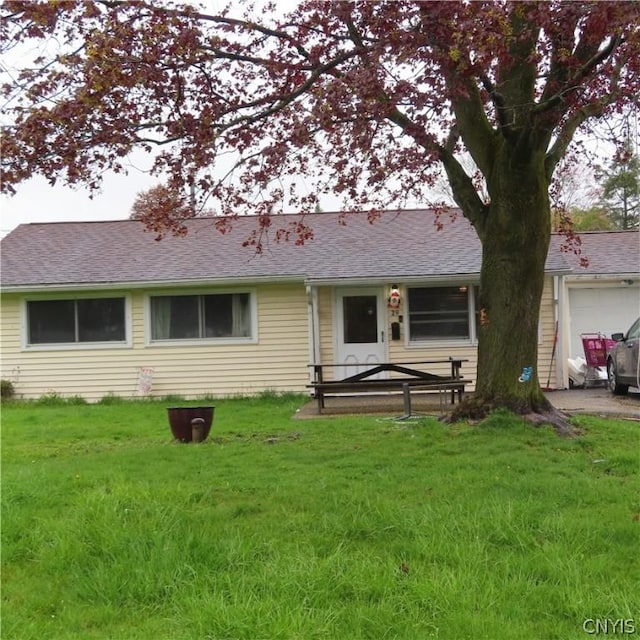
left=150, top=292, right=252, bottom=341
left=407, top=286, right=473, bottom=341
left=27, top=298, right=126, bottom=344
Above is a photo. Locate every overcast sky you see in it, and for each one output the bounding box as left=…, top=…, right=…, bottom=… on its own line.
left=1, top=0, right=630, bottom=239
left=0, top=157, right=357, bottom=239
left=0, top=0, right=290, bottom=239
left=1, top=169, right=160, bottom=238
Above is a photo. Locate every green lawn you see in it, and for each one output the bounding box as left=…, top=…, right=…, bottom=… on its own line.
left=1, top=396, right=638, bottom=639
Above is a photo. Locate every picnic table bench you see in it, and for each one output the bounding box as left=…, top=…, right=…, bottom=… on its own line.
left=307, top=359, right=470, bottom=414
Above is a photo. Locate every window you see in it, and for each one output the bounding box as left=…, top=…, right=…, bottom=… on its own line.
left=343, top=295, right=378, bottom=344
left=150, top=292, right=252, bottom=341
left=407, top=286, right=472, bottom=341
left=27, top=298, right=126, bottom=344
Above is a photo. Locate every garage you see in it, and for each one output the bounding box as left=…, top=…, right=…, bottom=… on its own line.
left=568, top=286, right=640, bottom=359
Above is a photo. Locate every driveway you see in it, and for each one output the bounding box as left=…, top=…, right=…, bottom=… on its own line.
left=545, top=387, right=640, bottom=419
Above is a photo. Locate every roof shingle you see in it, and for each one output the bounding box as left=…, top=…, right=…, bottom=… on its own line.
left=550, top=230, right=640, bottom=276
left=0, top=209, right=591, bottom=289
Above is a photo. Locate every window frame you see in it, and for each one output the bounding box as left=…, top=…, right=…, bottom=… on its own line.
left=145, top=288, right=258, bottom=346
left=22, top=294, right=132, bottom=351
left=405, top=283, right=479, bottom=346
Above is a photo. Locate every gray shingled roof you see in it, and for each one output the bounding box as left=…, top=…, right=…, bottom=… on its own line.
left=550, top=230, right=640, bottom=276
left=1, top=209, right=577, bottom=289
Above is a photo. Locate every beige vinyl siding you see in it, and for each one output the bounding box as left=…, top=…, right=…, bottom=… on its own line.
left=536, top=276, right=558, bottom=388
left=314, top=284, right=478, bottom=384
left=1, top=283, right=310, bottom=401
left=2, top=277, right=559, bottom=402
left=1, top=294, right=21, bottom=383
left=385, top=278, right=557, bottom=389
left=317, top=286, right=336, bottom=368
left=313, top=277, right=559, bottom=390
left=385, top=284, right=477, bottom=388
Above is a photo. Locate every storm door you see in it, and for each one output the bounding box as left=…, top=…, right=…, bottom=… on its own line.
left=335, top=288, right=387, bottom=380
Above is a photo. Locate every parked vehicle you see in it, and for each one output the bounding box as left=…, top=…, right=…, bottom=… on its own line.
left=607, top=317, right=640, bottom=395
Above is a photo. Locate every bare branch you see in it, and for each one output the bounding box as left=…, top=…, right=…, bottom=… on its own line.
left=545, top=101, right=605, bottom=180
left=535, top=34, right=623, bottom=116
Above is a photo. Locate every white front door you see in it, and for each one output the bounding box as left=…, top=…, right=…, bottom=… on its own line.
left=335, top=288, right=387, bottom=380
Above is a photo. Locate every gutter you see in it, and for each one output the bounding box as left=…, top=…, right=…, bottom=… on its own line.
left=305, top=268, right=570, bottom=288
left=0, top=274, right=308, bottom=294
left=1, top=266, right=575, bottom=294
left=564, top=273, right=639, bottom=283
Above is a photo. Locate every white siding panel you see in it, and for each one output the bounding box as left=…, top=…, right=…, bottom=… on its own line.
left=568, top=286, right=640, bottom=358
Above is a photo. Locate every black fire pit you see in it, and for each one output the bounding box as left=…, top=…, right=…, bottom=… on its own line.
left=167, top=406, right=215, bottom=443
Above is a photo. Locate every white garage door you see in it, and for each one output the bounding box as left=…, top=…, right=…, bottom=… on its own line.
left=569, top=286, right=640, bottom=358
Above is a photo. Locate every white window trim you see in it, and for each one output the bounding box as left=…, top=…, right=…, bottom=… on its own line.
left=405, top=284, right=478, bottom=347
left=144, top=288, right=258, bottom=346
left=21, top=293, right=132, bottom=351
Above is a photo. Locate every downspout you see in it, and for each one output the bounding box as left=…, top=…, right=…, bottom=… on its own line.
left=555, top=275, right=568, bottom=389
left=551, top=276, right=559, bottom=389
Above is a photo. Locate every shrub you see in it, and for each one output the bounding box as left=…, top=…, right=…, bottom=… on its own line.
left=1, top=379, right=15, bottom=401
left=36, top=392, right=87, bottom=406
left=98, top=393, right=124, bottom=405
left=160, top=394, right=186, bottom=404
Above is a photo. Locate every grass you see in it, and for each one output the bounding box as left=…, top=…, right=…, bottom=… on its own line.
left=1, top=396, right=639, bottom=639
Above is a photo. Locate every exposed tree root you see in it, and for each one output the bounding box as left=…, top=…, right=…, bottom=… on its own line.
left=440, top=395, right=577, bottom=437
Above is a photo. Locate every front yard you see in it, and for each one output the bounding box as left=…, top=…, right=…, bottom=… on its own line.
left=1, top=396, right=638, bottom=639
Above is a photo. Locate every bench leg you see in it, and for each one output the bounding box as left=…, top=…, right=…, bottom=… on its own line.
left=402, top=383, right=411, bottom=417
left=317, top=391, right=323, bottom=413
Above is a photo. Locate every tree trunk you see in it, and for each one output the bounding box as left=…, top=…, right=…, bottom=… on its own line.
left=450, top=142, right=572, bottom=433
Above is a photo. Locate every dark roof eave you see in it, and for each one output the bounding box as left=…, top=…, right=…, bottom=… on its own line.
left=565, top=271, right=640, bottom=281
left=0, top=273, right=308, bottom=293
left=2, top=267, right=574, bottom=293
left=305, top=267, right=571, bottom=287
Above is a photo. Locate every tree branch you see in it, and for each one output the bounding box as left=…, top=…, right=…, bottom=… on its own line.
left=545, top=101, right=605, bottom=180
left=447, top=78, right=496, bottom=178
left=535, top=34, right=622, bottom=116
left=478, top=72, right=509, bottom=131
left=211, top=48, right=360, bottom=133
left=96, top=0, right=314, bottom=59
left=385, top=109, right=488, bottom=229
left=438, top=143, right=488, bottom=232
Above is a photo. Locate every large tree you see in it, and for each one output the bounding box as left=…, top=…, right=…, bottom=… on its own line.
left=2, top=1, right=639, bottom=429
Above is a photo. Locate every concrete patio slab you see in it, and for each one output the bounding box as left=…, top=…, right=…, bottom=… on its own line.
left=294, top=387, right=640, bottom=420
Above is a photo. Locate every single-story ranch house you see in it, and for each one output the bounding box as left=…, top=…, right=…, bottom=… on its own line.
left=1, top=209, right=638, bottom=401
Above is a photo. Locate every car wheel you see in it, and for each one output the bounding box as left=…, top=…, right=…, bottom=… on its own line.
left=607, top=358, right=629, bottom=395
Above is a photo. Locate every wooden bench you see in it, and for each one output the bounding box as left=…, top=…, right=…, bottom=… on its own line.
left=307, top=360, right=470, bottom=414
left=307, top=378, right=471, bottom=414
